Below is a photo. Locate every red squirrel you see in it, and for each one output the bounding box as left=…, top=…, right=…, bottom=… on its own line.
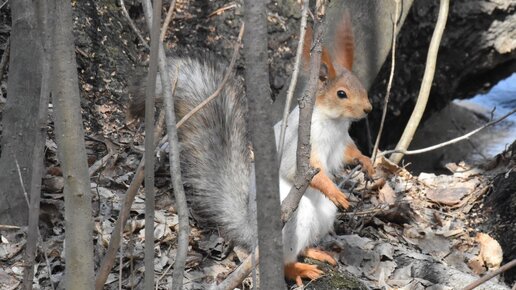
left=128, top=10, right=373, bottom=287
left=275, top=12, right=374, bottom=285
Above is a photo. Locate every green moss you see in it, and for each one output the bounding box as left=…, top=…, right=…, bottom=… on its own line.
left=300, top=259, right=369, bottom=290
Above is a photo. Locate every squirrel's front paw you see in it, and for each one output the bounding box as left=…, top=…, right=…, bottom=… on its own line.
left=326, top=188, right=350, bottom=209
left=358, top=157, right=375, bottom=179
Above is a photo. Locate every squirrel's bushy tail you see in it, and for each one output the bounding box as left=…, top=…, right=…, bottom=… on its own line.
left=129, top=55, right=256, bottom=250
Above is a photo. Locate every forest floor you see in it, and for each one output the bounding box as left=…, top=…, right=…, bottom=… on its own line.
left=0, top=1, right=515, bottom=289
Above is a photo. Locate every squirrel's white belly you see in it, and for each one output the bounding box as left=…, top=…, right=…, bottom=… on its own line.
left=280, top=177, right=338, bottom=263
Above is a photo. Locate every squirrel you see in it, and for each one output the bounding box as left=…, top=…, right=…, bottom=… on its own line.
left=275, top=14, right=374, bottom=285
left=128, top=12, right=374, bottom=287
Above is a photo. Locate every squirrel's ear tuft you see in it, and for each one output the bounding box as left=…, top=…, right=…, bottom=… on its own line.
left=319, top=63, right=329, bottom=82
left=321, top=47, right=337, bottom=80
left=335, top=10, right=355, bottom=71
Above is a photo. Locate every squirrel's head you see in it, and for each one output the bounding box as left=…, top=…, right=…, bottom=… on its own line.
left=303, top=11, right=372, bottom=121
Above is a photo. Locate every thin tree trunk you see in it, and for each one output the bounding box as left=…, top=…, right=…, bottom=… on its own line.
left=140, top=1, right=190, bottom=288
left=0, top=0, right=43, bottom=226
left=243, top=0, right=285, bottom=289
left=390, top=0, right=450, bottom=164
left=22, top=0, right=52, bottom=288
left=143, top=0, right=162, bottom=288
left=51, top=0, right=94, bottom=289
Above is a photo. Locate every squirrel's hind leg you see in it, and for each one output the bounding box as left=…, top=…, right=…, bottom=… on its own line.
left=303, top=248, right=337, bottom=265
left=284, top=262, right=324, bottom=286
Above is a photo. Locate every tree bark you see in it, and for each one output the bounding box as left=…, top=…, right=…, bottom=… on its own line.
left=0, top=0, right=43, bottom=225
left=143, top=0, right=161, bottom=288
left=51, top=0, right=94, bottom=289
left=23, top=0, right=52, bottom=288
left=243, top=0, right=285, bottom=288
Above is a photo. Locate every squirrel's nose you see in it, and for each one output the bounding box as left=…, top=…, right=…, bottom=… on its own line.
left=363, top=104, right=372, bottom=114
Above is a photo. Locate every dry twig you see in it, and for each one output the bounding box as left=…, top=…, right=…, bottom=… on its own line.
left=280, top=3, right=325, bottom=226
left=372, top=0, right=400, bottom=163
left=95, top=91, right=172, bottom=290
left=0, top=37, right=9, bottom=82
left=390, top=0, right=449, bottom=164
left=141, top=1, right=189, bottom=288
left=277, top=0, right=310, bottom=164
left=209, top=3, right=237, bottom=18
left=160, top=0, right=176, bottom=42
left=215, top=249, right=259, bottom=290
left=0, top=0, right=8, bottom=10
left=143, top=0, right=162, bottom=289
left=119, top=0, right=150, bottom=50
left=462, top=259, right=516, bottom=290
left=381, top=108, right=516, bottom=156
left=88, top=154, right=112, bottom=176
left=16, top=157, right=55, bottom=290
left=0, top=224, right=20, bottom=229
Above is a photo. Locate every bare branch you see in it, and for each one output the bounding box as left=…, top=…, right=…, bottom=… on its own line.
left=390, top=0, right=449, bottom=164
left=176, top=23, right=245, bottom=128
left=280, top=167, right=319, bottom=222
left=280, top=8, right=325, bottom=225
left=462, top=259, right=516, bottom=290
left=143, top=0, right=162, bottom=288
left=95, top=91, right=172, bottom=289
left=0, top=0, right=8, bottom=10
left=0, top=37, right=9, bottom=82
left=277, top=0, right=309, bottom=164
left=88, top=150, right=114, bottom=177
left=160, top=0, right=176, bottom=42
left=372, top=0, right=399, bottom=163
left=140, top=1, right=189, bottom=288
left=208, top=3, right=237, bottom=18
left=119, top=0, right=150, bottom=50
left=381, top=108, right=516, bottom=156
left=214, top=249, right=258, bottom=290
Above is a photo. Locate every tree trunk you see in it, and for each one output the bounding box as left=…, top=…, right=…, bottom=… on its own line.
left=51, top=0, right=94, bottom=288
left=0, top=0, right=42, bottom=225
left=244, top=0, right=285, bottom=288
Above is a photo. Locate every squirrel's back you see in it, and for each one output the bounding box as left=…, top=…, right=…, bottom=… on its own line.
left=129, top=54, right=257, bottom=250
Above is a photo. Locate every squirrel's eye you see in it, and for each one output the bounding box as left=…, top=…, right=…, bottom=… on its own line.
left=337, top=90, right=347, bottom=99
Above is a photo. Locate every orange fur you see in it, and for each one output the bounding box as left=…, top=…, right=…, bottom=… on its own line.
left=343, top=144, right=375, bottom=177
left=310, top=153, right=350, bottom=209
left=321, top=47, right=337, bottom=80
left=304, top=248, right=337, bottom=265
left=315, top=73, right=371, bottom=120
left=335, top=10, right=355, bottom=70
left=285, top=262, right=324, bottom=286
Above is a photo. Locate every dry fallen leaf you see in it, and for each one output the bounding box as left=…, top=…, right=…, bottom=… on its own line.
left=477, top=232, right=503, bottom=270
left=426, top=187, right=469, bottom=206
left=379, top=183, right=397, bottom=205
left=467, top=256, right=486, bottom=275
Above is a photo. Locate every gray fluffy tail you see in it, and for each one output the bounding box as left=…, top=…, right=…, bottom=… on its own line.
left=129, top=55, right=256, bottom=249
